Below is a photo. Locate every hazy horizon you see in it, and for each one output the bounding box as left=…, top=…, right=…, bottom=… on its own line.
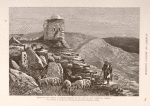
left=9, top=7, right=139, bottom=38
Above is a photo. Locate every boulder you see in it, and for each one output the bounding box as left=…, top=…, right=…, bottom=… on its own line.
left=46, top=53, right=55, bottom=62
left=26, top=47, right=43, bottom=70
left=9, top=45, right=24, bottom=56
left=60, top=54, right=77, bottom=60
left=73, top=56, right=82, bottom=61
left=9, top=37, right=23, bottom=46
left=10, top=54, right=21, bottom=65
left=61, top=52, right=78, bottom=56
left=72, top=61, right=88, bottom=67
left=10, top=59, right=21, bottom=70
left=47, top=62, right=61, bottom=78
left=57, top=63, right=63, bottom=74
left=36, top=49, right=48, bottom=56
left=61, top=52, right=72, bottom=56
left=52, top=54, right=61, bottom=62
left=27, top=69, right=41, bottom=81
left=57, top=63, right=64, bottom=81
left=39, top=55, right=47, bottom=67
left=59, top=59, right=69, bottom=68
left=70, top=75, right=82, bottom=83
left=9, top=68, right=42, bottom=95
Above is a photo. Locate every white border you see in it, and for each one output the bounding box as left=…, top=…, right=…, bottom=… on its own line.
left=0, top=0, right=150, bottom=106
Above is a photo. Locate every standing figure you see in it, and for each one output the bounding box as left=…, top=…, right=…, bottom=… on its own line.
left=102, top=61, right=113, bottom=84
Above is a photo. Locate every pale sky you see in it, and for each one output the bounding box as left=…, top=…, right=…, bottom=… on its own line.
left=9, top=7, right=139, bottom=38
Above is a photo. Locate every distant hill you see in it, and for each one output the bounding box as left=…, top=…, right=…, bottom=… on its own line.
left=77, top=38, right=139, bottom=83
left=9, top=34, right=24, bottom=40
left=14, top=32, right=139, bottom=54
left=103, top=37, right=139, bottom=54
left=64, top=32, right=87, bottom=49
left=21, top=31, right=44, bottom=39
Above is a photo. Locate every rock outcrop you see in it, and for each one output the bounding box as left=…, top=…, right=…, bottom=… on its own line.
left=9, top=32, right=139, bottom=96
left=9, top=68, right=42, bottom=95
left=47, top=62, right=62, bottom=78
left=26, top=47, right=44, bottom=70
left=10, top=59, right=21, bottom=70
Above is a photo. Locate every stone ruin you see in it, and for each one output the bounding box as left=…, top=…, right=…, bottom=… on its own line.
left=43, top=14, right=70, bottom=49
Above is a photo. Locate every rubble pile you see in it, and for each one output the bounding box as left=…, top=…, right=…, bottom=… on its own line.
left=9, top=37, right=101, bottom=94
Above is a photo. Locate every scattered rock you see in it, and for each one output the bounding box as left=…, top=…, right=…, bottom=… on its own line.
left=61, top=54, right=77, bottom=60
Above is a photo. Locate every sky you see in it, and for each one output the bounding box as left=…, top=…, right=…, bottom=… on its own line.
left=9, top=7, right=140, bottom=38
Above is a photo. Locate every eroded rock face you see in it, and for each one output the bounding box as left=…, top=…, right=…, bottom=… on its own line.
left=47, top=62, right=62, bottom=78
left=9, top=68, right=42, bottom=95
left=26, top=47, right=44, bottom=70
left=57, top=63, right=64, bottom=81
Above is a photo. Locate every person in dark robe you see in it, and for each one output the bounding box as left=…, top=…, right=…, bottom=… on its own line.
left=102, top=61, right=108, bottom=80
left=102, top=61, right=113, bottom=84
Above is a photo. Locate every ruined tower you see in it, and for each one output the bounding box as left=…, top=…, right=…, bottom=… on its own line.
left=43, top=14, right=69, bottom=49
left=43, top=15, right=65, bottom=40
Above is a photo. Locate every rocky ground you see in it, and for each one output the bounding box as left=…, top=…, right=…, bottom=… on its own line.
left=9, top=34, right=139, bottom=96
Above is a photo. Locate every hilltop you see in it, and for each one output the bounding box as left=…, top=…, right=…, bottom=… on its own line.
left=77, top=38, right=139, bottom=83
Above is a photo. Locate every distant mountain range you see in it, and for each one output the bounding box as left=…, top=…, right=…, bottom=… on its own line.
left=9, top=34, right=24, bottom=40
